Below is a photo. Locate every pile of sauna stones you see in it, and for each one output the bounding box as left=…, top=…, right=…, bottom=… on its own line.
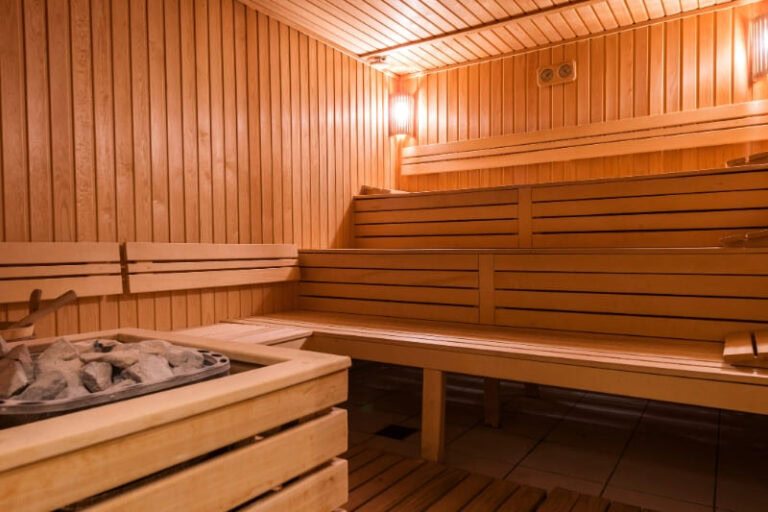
left=0, top=335, right=205, bottom=401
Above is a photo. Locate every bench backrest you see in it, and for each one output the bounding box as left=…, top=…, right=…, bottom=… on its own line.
left=0, top=242, right=123, bottom=303
left=354, top=165, right=768, bottom=249
left=298, top=249, right=768, bottom=342
left=355, top=188, right=520, bottom=249
left=125, top=243, right=299, bottom=294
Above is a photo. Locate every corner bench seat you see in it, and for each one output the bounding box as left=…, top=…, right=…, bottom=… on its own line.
left=239, top=310, right=768, bottom=411
left=237, top=309, right=768, bottom=462
left=234, top=246, right=768, bottom=462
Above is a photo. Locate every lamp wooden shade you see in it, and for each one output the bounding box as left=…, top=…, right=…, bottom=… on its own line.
left=389, top=93, right=413, bottom=136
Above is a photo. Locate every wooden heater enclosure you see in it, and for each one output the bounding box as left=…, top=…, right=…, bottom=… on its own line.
left=0, top=329, right=349, bottom=512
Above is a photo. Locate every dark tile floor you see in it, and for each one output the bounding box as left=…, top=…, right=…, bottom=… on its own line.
left=343, top=361, right=768, bottom=512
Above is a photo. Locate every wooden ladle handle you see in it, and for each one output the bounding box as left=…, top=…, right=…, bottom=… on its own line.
left=9, top=290, right=78, bottom=329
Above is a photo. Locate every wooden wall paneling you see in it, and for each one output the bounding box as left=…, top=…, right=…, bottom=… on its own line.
left=0, top=0, right=393, bottom=336
left=397, top=3, right=768, bottom=192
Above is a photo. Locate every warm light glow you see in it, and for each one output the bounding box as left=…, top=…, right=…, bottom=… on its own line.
left=389, top=93, right=413, bottom=136
left=751, top=14, right=768, bottom=80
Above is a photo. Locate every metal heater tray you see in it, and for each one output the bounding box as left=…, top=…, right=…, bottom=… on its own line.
left=0, top=349, right=230, bottom=428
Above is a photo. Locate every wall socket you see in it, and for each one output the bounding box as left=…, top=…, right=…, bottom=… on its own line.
left=537, top=60, right=577, bottom=87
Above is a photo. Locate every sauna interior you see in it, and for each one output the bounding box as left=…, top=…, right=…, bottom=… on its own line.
left=1, top=0, right=768, bottom=510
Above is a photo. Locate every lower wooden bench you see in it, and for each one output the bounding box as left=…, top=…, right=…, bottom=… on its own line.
left=235, top=310, right=768, bottom=462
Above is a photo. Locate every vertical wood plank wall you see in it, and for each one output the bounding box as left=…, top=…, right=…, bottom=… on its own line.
left=0, top=0, right=393, bottom=336
left=397, top=1, right=768, bottom=192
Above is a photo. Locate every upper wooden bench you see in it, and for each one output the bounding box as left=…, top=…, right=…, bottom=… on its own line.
left=0, top=242, right=123, bottom=303
left=124, top=242, right=299, bottom=294
left=240, top=246, right=768, bottom=461
left=354, top=164, right=768, bottom=249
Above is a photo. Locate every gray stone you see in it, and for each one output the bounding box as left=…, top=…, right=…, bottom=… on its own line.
left=34, top=355, right=87, bottom=399
left=0, top=335, right=9, bottom=356
left=165, top=347, right=204, bottom=370
left=73, top=340, right=97, bottom=354
left=80, top=349, right=140, bottom=368
left=122, top=354, right=174, bottom=384
left=93, top=339, right=123, bottom=353
left=5, top=344, right=34, bottom=380
left=137, top=339, right=172, bottom=355
left=17, top=371, right=67, bottom=401
left=36, top=351, right=83, bottom=377
left=81, top=362, right=113, bottom=393
left=0, top=359, right=28, bottom=398
left=38, top=338, right=79, bottom=363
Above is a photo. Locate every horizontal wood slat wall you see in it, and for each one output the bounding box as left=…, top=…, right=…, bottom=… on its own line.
left=356, top=165, right=768, bottom=249
left=298, top=248, right=768, bottom=343
left=299, top=251, right=481, bottom=323
left=355, top=188, right=521, bottom=248
left=0, top=242, right=123, bottom=303
left=396, top=1, right=768, bottom=191
left=0, top=0, right=393, bottom=337
left=125, top=242, right=300, bottom=294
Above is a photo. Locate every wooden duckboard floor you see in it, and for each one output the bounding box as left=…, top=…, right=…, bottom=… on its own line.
left=343, top=445, right=656, bottom=512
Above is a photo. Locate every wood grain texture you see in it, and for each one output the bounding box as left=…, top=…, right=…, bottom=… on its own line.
left=396, top=1, right=768, bottom=190
left=357, top=165, right=768, bottom=249
left=238, top=0, right=756, bottom=74
left=0, top=1, right=394, bottom=336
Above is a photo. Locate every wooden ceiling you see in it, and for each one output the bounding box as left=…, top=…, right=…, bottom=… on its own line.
left=241, top=0, right=731, bottom=75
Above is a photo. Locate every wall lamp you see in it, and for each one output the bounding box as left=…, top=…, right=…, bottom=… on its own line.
left=389, top=93, right=413, bottom=136
left=752, top=13, right=768, bottom=80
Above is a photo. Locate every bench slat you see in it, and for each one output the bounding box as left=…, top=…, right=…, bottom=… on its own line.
left=531, top=189, right=768, bottom=216
left=495, top=272, right=768, bottom=298
left=356, top=205, right=518, bottom=224
left=494, top=309, right=764, bottom=341
left=128, top=267, right=299, bottom=294
left=125, top=242, right=297, bottom=260
left=301, top=268, right=478, bottom=288
left=0, top=276, right=124, bottom=303
left=0, top=242, right=121, bottom=264
left=356, top=235, right=518, bottom=249
left=494, top=252, right=768, bottom=274
left=299, top=297, right=479, bottom=324
left=355, top=188, right=517, bottom=212
left=355, top=219, right=517, bottom=237
left=301, top=282, right=479, bottom=306
left=531, top=230, right=757, bottom=248
left=0, top=264, right=121, bottom=279
left=532, top=209, right=768, bottom=233
left=127, top=259, right=297, bottom=273
left=300, top=253, right=478, bottom=270
left=124, top=243, right=300, bottom=294
left=494, top=290, right=768, bottom=323
left=0, top=242, right=122, bottom=303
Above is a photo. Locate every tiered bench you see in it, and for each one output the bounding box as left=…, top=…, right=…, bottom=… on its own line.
left=353, top=164, right=768, bottom=249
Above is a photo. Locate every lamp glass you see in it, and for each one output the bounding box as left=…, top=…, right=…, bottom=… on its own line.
left=389, top=93, right=413, bottom=136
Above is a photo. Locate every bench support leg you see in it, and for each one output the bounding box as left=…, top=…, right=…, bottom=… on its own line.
left=421, top=369, right=446, bottom=462
left=484, top=378, right=501, bottom=428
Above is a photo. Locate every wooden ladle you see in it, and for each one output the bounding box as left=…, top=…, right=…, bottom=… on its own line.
left=8, top=290, right=78, bottom=329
